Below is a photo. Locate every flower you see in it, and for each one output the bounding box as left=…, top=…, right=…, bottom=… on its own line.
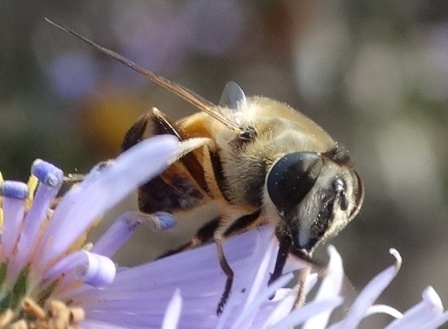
left=73, top=225, right=448, bottom=329
left=0, top=135, right=186, bottom=327
left=1, top=133, right=447, bottom=328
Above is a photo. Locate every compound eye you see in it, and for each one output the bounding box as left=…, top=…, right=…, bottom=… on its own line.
left=267, top=152, right=323, bottom=215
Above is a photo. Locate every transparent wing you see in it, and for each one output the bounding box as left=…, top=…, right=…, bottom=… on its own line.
left=45, top=18, right=242, bottom=133
left=219, top=81, right=247, bottom=112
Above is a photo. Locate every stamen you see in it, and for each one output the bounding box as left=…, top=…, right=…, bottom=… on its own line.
left=0, top=309, right=13, bottom=327
left=10, top=298, right=85, bottom=329
left=9, top=319, right=26, bottom=329
left=48, top=300, right=70, bottom=328
left=22, top=297, right=46, bottom=320
left=69, top=306, right=85, bottom=323
left=92, top=211, right=176, bottom=257
left=26, top=175, right=38, bottom=201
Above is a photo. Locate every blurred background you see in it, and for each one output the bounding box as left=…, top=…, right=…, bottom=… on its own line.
left=1, top=0, right=448, bottom=327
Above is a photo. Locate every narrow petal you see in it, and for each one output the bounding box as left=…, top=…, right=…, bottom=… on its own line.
left=269, top=297, right=343, bottom=329
left=421, top=311, right=448, bottom=329
left=330, top=248, right=402, bottom=329
left=385, top=286, right=444, bottom=329
left=162, top=289, right=182, bottom=329
left=12, top=160, right=63, bottom=278
left=302, top=245, right=344, bottom=329
left=92, top=211, right=176, bottom=258
left=76, top=252, right=116, bottom=289
left=44, top=251, right=116, bottom=293
left=80, top=320, right=129, bottom=329
left=229, top=273, right=294, bottom=329
left=260, top=288, right=298, bottom=329
left=218, top=228, right=278, bottom=328
left=367, top=304, right=403, bottom=319
left=65, top=227, right=276, bottom=328
left=1, top=181, right=28, bottom=262
left=34, top=135, right=179, bottom=272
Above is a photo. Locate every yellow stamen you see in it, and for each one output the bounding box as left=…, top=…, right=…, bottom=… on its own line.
left=8, top=319, right=26, bottom=329
left=22, top=298, right=46, bottom=320
left=69, top=215, right=103, bottom=253
left=0, top=309, right=13, bottom=327
left=27, top=175, right=38, bottom=202
left=15, top=298, right=85, bottom=329
left=48, top=300, right=71, bottom=329
left=69, top=307, right=85, bottom=323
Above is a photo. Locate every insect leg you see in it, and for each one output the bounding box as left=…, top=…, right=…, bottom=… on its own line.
left=267, top=234, right=292, bottom=286
left=159, top=210, right=261, bottom=315
left=158, top=218, right=219, bottom=258
left=215, top=210, right=261, bottom=315
left=292, top=267, right=311, bottom=310
left=215, top=236, right=234, bottom=315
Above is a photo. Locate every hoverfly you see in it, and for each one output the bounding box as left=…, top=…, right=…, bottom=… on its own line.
left=46, top=18, right=364, bottom=315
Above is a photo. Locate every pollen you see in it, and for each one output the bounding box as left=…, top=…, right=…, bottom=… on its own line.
left=2, top=298, right=85, bottom=329
left=26, top=175, right=38, bottom=203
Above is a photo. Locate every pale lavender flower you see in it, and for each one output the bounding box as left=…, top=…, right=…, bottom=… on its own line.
left=62, top=224, right=448, bottom=328
left=1, top=133, right=447, bottom=329
left=0, top=135, right=182, bottom=327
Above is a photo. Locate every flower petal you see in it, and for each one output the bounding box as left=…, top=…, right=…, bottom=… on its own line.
left=44, top=251, right=116, bottom=291
left=162, top=289, right=182, bottom=329
left=302, top=245, right=344, bottom=329
left=385, top=286, right=444, bottom=329
left=421, top=311, right=448, bottom=329
left=367, top=304, right=403, bottom=319
left=269, top=297, right=343, bottom=329
left=63, top=226, right=277, bottom=328
left=1, top=181, right=28, bottom=262
left=260, top=288, right=298, bottom=329
left=329, top=248, right=402, bottom=329
left=229, top=273, right=294, bottom=329
left=13, top=161, right=63, bottom=278
left=34, top=135, right=179, bottom=272
left=76, top=252, right=116, bottom=289
left=92, top=211, right=176, bottom=258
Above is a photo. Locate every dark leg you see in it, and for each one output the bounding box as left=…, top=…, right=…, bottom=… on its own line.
left=216, top=239, right=234, bottom=315
left=159, top=209, right=262, bottom=316
left=215, top=210, right=261, bottom=315
left=268, top=234, right=292, bottom=286
left=158, top=218, right=219, bottom=258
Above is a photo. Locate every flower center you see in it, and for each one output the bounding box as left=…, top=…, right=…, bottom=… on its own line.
left=0, top=298, right=84, bottom=328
